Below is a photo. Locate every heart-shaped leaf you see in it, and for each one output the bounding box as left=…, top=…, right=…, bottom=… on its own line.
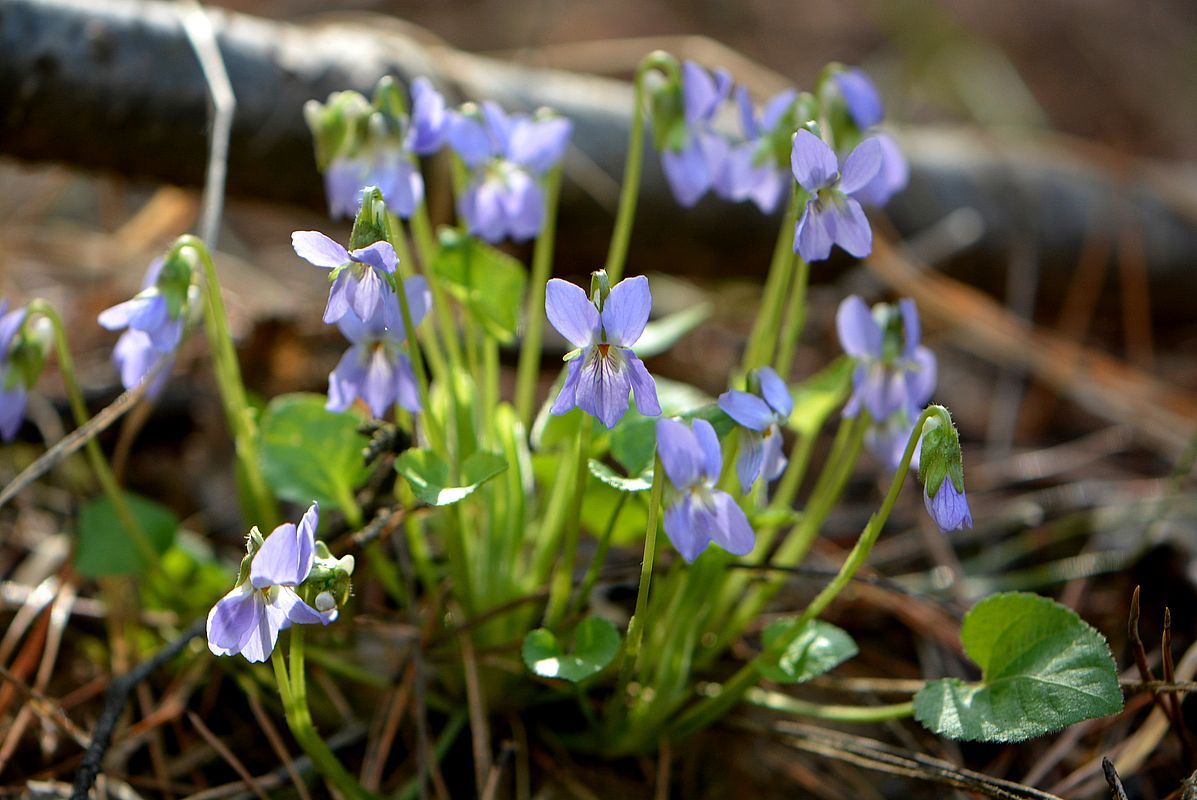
left=395, top=449, right=507, bottom=507
left=522, top=616, right=621, bottom=683
left=588, top=460, right=653, bottom=493
left=75, top=492, right=178, bottom=577
left=914, top=592, right=1123, bottom=742
left=431, top=228, right=527, bottom=343
left=760, top=618, right=858, bottom=684
left=259, top=393, right=368, bottom=512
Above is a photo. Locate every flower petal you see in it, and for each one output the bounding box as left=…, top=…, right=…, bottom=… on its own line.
left=836, top=295, right=882, bottom=359
left=756, top=366, right=793, bottom=418
left=545, top=279, right=600, bottom=349
left=362, top=346, right=397, bottom=418
left=794, top=202, right=833, bottom=263
left=761, top=89, right=798, bottom=131
left=292, top=231, right=350, bottom=269
left=601, top=276, right=651, bottom=347
left=446, top=111, right=493, bottom=168
left=460, top=178, right=507, bottom=243
left=323, top=272, right=352, bottom=324
left=550, top=358, right=583, bottom=416
left=661, top=137, right=712, bottom=207
left=238, top=598, right=286, bottom=663
left=906, top=346, right=938, bottom=410
left=736, top=429, right=765, bottom=493
left=692, top=418, right=723, bottom=483
left=351, top=242, right=399, bottom=275
left=718, top=390, right=773, bottom=432
left=507, top=117, right=572, bottom=174
left=271, top=586, right=330, bottom=627
left=326, top=346, right=367, bottom=413
left=835, top=68, right=884, bottom=129
left=575, top=349, right=631, bottom=428
left=664, top=497, right=711, bottom=563
left=761, top=428, right=788, bottom=481
left=899, top=298, right=921, bottom=358
left=500, top=170, right=545, bottom=242
left=0, top=384, right=27, bottom=442
left=97, top=293, right=167, bottom=334
left=0, top=306, right=25, bottom=353
left=736, top=85, right=760, bottom=140
left=790, top=129, right=837, bottom=193
left=710, top=491, right=756, bottom=555
left=656, top=417, right=701, bottom=490
left=113, top=330, right=172, bottom=397
left=346, top=266, right=387, bottom=324
left=625, top=352, right=661, bottom=417
left=838, top=138, right=883, bottom=196
left=924, top=480, right=973, bottom=532
left=827, top=197, right=872, bottom=258
left=852, top=133, right=908, bottom=206
left=324, top=158, right=368, bottom=219
left=682, top=61, right=730, bottom=123
left=408, top=77, right=448, bottom=155
left=206, top=583, right=261, bottom=657
left=250, top=515, right=315, bottom=590
left=394, top=352, right=420, bottom=412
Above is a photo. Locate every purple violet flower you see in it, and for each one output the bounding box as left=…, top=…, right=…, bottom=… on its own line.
left=323, top=78, right=449, bottom=220
left=718, top=366, right=793, bottom=492
left=327, top=277, right=430, bottom=418
left=292, top=231, right=401, bottom=326
left=851, top=133, right=909, bottom=207
left=546, top=275, right=661, bottom=429
left=924, top=478, right=973, bottom=532
left=834, top=68, right=884, bottom=129
left=718, top=87, right=797, bottom=213
left=660, top=62, right=733, bottom=207
left=98, top=258, right=189, bottom=398
left=791, top=129, right=882, bottom=262
left=206, top=503, right=335, bottom=663
left=837, top=295, right=936, bottom=422
left=447, top=102, right=572, bottom=243
left=0, top=301, right=30, bottom=441
left=657, top=417, right=755, bottom=562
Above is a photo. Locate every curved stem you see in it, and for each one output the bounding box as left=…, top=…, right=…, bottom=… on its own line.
left=773, top=255, right=810, bottom=376
left=28, top=301, right=159, bottom=570
left=743, top=686, right=914, bottom=723
left=515, top=167, right=563, bottom=430
left=742, top=185, right=800, bottom=372
left=672, top=408, right=937, bottom=737
left=178, top=236, right=278, bottom=529
left=542, top=418, right=591, bottom=629
left=603, top=52, right=680, bottom=285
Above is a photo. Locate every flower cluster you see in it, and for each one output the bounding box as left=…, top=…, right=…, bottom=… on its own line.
left=306, top=78, right=449, bottom=220
left=657, top=417, right=755, bottom=562
left=207, top=503, right=353, bottom=663
left=718, top=366, right=792, bottom=492
left=546, top=273, right=660, bottom=429
left=446, top=102, right=572, bottom=243
left=98, top=251, right=196, bottom=398
left=836, top=295, right=937, bottom=470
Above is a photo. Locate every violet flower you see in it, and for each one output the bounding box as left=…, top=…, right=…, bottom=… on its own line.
left=546, top=275, right=661, bottom=429
left=0, top=301, right=30, bottom=441
left=327, top=277, right=430, bottom=418
left=207, top=503, right=335, bottom=663
left=657, top=417, right=755, bottom=562
left=659, top=61, right=733, bottom=207
left=851, top=133, right=909, bottom=207
left=718, top=86, right=797, bottom=213
left=791, top=129, right=882, bottom=262
left=924, top=478, right=973, bottom=532
left=718, top=366, right=792, bottom=492
left=292, top=231, right=401, bottom=326
left=98, top=257, right=191, bottom=398
left=446, top=102, right=571, bottom=242
left=833, top=68, right=884, bottom=130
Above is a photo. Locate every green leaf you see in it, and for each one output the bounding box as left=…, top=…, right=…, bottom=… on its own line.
left=431, top=228, right=527, bottom=343
left=787, top=356, right=853, bottom=436
left=522, top=617, right=621, bottom=682
left=610, top=414, right=657, bottom=476
left=259, top=393, right=368, bottom=511
left=634, top=303, right=712, bottom=358
left=588, top=459, right=652, bottom=493
left=395, top=449, right=507, bottom=506
left=76, top=492, right=178, bottom=577
left=653, top=376, right=714, bottom=415
left=760, top=619, right=858, bottom=684
left=914, top=592, right=1124, bottom=742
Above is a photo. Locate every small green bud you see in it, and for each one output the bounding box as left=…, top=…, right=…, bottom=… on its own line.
left=590, top=269, right=611, bottom=309
left=349, top=187, right=391, bottom=251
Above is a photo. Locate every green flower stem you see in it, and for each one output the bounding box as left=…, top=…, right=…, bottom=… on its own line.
left=610, top=457, right=665, bottom=717
left=672, top=408, right=938, bottom=738
left=28, top=301, right=159, bottom=570
left=542, top=419, right=592, bottom=629
left=387, top=213, right=447, bottom=381
left=271, top=644, right=377, bottom=800
left=567, top=491, right=628, bottom=621
left=179, top=236, right=278, bottom=529
left=409, top=203, right=465, bottom=371
left=531, top=414, right=581, bottom=582
left=603, top=52, right=681, bottom=285
left=514, top=167, right=563, bottom=430
left=743, top=686, right=914, bottom=723
left=742, top=185, right=800, bottom=372
left=772, top=255, right=811, bottom=376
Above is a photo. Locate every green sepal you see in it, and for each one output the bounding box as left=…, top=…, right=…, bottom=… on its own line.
left=918, top=407, right=964, bottom=498
left=7, top=317, right=51, bottom=391
left=590, top=269, right=611, bottom=309
left=648, top=80, right=687, bottom=152
left=349, top=187, right=392, bottom=251
left=156, top=247, right=196, bottom=320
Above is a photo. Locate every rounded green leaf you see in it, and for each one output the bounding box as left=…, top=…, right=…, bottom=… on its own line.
left=76, top=492, right=178, bottom=577
left=396, top=449, right=507, bottom=507
left=759, top=619, right=858, bottom=684
left=914, top=592, right=1124, bottom=742
left=259, top=393, right=369, bottom=511
left=522, top=617, right=621, bottom=683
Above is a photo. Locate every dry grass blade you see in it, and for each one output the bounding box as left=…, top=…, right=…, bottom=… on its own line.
left=185, top=712, right=269, bottom=800
left=451, top=601, right=493, bottom=798
left=246, top=693, right=311, bottom=800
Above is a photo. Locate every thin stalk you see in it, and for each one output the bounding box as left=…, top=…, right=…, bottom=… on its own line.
left=610, top=458, right=665, bottom=714
left=514, top=167, right=563, bottom=429
left=603, top=52, right=681, bottom=284
left=387, top=213, right=447, bottom=381
left=531, top=414, right=581, bottom=582
left=743, top=686, right=914, bottom=723
left=672, top=408, right=937, bottom=737
left=180, top=236, right=278, bottom=529
left=270, top=646, right=377, bottom=800
left=29, top=301, right=158, bottom=570
left=567, top=491, right=628, bottom=621
left=542, top=420, right=592, bottom=629
left=409, top=203, right=464, bottom=370
left=773, top=255, right=810, bottom=376
left=742, top=185, right=800, bottom=372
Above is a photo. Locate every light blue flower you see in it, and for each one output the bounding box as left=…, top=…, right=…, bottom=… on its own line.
left=291, top=231, right=400, bottom=326
left=791, top=130, right=882, bottom=262
left=718, top=367, right=792, bottom=492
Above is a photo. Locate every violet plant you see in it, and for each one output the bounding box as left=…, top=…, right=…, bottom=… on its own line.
left=0, top=56, right=1126, bottom=797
